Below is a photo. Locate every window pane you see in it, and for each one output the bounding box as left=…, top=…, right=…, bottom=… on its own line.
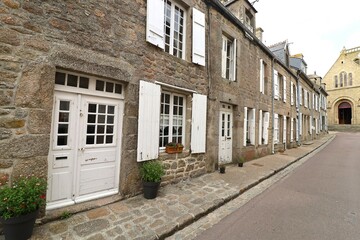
left=106, top=82, right=114, bottom=93
left=96, top=80, right=104, bottom=91
left=55, top=72, right=66, bottom=85
left=88, top=104, right=96, bottom=113
left=57, top=136, right=67, bottom=146
left=98, top=115, right=105, bottom=123
left=79, top=77, right=89, bottom=89
left=97, top=125, right=105, bottom=134
left=108, top=106, right=115, bottom=114
left=87, top=125, right=95, bottom=134
left=67, top=74, right=78, bottom=87
left=107, top=116, right=114, bottom=124
left=98, top=105, right=106, bottom=113
left=96, top=135, right=104, bottom=144
left=86, top=136, right=95, bottom=144
left=106, top=136, right=113, bottom=144
left=58, top=124, right=68, bottom=134
left=59, top=112, right=69, bottom=122
left=115, top=84, right=122, bottom=94
left=88, top=114, right=96, bottom=123
left=106, top=125, right=113, bottom=134
left=60, top=101, right=70, bottom=111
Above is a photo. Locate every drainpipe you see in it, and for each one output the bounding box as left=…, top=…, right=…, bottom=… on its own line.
left=296, top=70, right=301, bottom=146
left=271, top=58, right=275, bottom=154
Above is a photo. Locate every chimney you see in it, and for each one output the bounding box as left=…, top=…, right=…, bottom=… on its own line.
left=255, top=27, right=263, bottom=42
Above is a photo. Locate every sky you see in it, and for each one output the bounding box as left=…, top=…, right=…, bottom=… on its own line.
left=254, top=0, right=360, bottom=77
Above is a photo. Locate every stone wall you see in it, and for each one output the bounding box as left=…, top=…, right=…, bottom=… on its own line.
left=0, top=0, right=208, bottom=199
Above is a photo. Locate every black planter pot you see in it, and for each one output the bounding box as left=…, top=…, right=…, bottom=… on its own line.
left=219, top=167, right=225, bottom=174
left=238, top=162, right=243, bottom=167
left=0, top=209, right=39, bottom=240
left=143, top=181, right=160, bottom=199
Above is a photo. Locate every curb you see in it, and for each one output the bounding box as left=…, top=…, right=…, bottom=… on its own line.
left=158, top=135, right=336, bottom=239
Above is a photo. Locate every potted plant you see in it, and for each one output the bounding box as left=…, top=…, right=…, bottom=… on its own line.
left=236, top=156, right=245, bottom=167
left=246, top=138, right=251, bottom=146
left=165, top=142, right=184, bottom=154
left=139, top=160, right=165, bottom=199
left=219, top=165, right=226, bottom=174
left=0, top=175, right=47, bottom=240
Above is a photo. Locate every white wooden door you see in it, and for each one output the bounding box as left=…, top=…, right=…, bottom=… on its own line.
left=47, top=92, right=123, bottom=210
left=219, top=104, right=233, bottom=165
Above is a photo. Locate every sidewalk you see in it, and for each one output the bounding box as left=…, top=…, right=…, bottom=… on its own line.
left=28, top=134, right=335, bottom=240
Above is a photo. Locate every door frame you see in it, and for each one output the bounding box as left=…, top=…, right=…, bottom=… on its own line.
left=218, top=103, right=233, bottom=165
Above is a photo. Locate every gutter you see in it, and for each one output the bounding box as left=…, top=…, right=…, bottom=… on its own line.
left=271, top=58, right=275, bottom=154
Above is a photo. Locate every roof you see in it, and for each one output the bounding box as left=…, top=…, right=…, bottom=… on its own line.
left=223, top=0, right=258, bottom=13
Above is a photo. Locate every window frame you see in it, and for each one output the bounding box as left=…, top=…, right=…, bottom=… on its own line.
left=221, top=34, right=237, bottom=81
left=159, top=91, right=186, bottom=150
left=164, top=0, right=187, bottom=59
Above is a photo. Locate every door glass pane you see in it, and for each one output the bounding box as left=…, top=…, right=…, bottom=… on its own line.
left=60, top=101, right=70, bottom=111
left=79, top=77, right=89, bottom=89
left=57, top=136, right=67, bottom=146
left=67, top=74, right=78, bottom=87
left=57, top=100, right=70, bottom=147
left=86, top=103, right=116, bottom=146
left=55, top=72, right=66, bottom=85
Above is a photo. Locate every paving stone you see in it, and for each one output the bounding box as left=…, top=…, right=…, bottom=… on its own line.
left=86, top=207, right=110, bottom=219
left=48, top=221, right=68, bottom=235
left=73, top=219, right=110, bottom=237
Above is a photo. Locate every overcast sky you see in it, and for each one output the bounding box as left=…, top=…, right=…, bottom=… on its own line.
left=254, top=0, right=360, bottom=77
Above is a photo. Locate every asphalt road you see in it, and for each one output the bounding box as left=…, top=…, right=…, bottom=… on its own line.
left=195, top=132, right=360, bottom=240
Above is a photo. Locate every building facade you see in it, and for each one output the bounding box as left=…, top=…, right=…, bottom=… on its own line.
left=323, top=46, right=360, bottom=126
left=0, top=0, right=327, bottom=214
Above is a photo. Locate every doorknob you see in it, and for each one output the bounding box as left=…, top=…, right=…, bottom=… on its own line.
left=79, top=147, right=85, bottom=151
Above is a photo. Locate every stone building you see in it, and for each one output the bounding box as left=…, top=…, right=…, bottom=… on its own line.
left=0, top=0, right=327, bottom=215
left=322, top=46, right=360, bottom=126
left=0, top=0, right=209, bottom=211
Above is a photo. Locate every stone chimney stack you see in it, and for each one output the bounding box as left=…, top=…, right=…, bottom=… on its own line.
left=255, top=27, right=263, bottom=42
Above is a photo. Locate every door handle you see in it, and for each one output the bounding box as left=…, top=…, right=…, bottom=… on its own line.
left=79, top=147, right=85, bottom=151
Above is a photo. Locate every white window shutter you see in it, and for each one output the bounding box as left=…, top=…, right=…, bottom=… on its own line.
left=304, top=90, right=307, bottom=108
left=295, top=85, right=298, bottom=106
left=146, top=0, right=165, bottom=49
left=290, top=81, right=294, bottom=105
left=263, top=112, right=269, bottom=144
left=312, top=93, right=315, bottom=109
left=221, top=36, right=227, bottom=78
left=283, top=115, right=286, bottom=143
left=259, top=59, right=264, bottom=93
left=299, top=113, right=302, bottom=135
left=283, top=76, right=287, bottom=103
left=295, top=118, right=299, bottom=141
left=274, top=114, right=278, bottom=143
left=232, top=39, right=237, bottom=81
left=250, top=108, right=255, bottom=144
left=290, top=118, right=294, bottom=142
left=137, top=81, right=161, bottom=162
left=315, top=118, right=318, bottom=134
left=310, top=116, right=312, bottom=133
left=274, top=70, right=279, bottom=99
left=243, top=107, right=247, bottom=146
left=299, top=86, right=302, bottom=105
left=192, top=8, right=205, bottom=66
left=191, top=93, right=207, bottom=153
left=259, top=110, right=263, bottom=144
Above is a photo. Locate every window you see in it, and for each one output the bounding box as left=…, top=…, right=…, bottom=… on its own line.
left=259, top=110, right=269, bottom=145
left=259, top=59, right=266, bottom=94
left=334, top=75, right=338, bottom=88
left=340, top=72, right=344, bottom=87
left=146, top=0, right=205, bottom=65
left=159, top=92, right=185, bottom=148
left=222, top=35, right=237, bottom=81
left=278, top=74, right=283, bottom=100
left=349, top=73, right=353, bottom=86
left=137, top=81, right=207, bottom=161
left=164, top=0, right=185, bottom=58
left=244, top=107, right=255, bottom=146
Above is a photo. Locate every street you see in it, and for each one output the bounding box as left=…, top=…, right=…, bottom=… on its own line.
left=195, top=132, right=360, bottom=240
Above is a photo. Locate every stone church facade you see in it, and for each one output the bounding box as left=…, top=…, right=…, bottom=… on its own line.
left=323, top=46, right=360, bottom=126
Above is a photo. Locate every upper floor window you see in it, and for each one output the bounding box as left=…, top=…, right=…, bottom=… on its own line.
left=221, top=34, right=237, bottom=81
left=146, top=0, right=205, bottom=66
left=349, top=73, right=353, bottom=86
left=259, top=59, right=268, bottom=94
left=164, top=0, right=185, bottom=58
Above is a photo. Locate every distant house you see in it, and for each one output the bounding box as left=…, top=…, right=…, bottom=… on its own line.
left=322, top=46, right=360, bottom=126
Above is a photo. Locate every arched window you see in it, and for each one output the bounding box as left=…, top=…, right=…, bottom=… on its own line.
left=340, top=72, right=343, bottom=87
left=334, top=75, right=338, bottom=88
left=349, top=73, right=353, bottom=86
left=344, top=73, right=347, bottom=86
